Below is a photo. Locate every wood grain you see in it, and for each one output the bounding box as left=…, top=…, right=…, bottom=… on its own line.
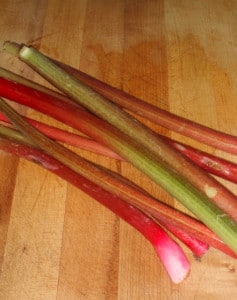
left=0, top=0, right=237, bottom=299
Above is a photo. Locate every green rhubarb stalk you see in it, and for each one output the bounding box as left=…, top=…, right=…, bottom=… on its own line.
left=0, top=96, right=237, bottom=255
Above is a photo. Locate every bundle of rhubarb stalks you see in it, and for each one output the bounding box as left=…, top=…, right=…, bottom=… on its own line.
left=0, top=41, right=237, bottom=284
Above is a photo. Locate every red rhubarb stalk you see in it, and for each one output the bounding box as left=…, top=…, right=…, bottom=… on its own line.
left=0, top=135, right=191, bottom=283
left=1, top=111, right=237, bottom=184
left=52, top=58, right=237, bottom=156
left=0, top=99, right=236, bottom=257
left=159, top=223, right=208, bottom=258
left=0, top=112, right=121, bottom=160
left=0, top=124, right=209, bottom=258
left=170, top=141, right=237, bottom=184
left=0, top=75, right=237, bottom=222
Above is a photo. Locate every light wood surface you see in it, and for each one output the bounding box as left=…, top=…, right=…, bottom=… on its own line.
left=0, top=1, right=237, bottom=299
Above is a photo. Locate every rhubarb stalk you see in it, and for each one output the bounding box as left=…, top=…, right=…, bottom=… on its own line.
left=170, top=141, right=237, bottom=184
left=56, top=61, right=237, bottom=155
left=0, top=134, right=191, bottom=283
left=0, top=100, right=235, bottom=256
left=0, top=125, right=211, bottom=257
left=2, top=110, right=237, bottom=184
left=0, top=112, right=121, bottom=160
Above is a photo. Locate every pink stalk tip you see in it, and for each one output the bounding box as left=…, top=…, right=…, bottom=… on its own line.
left=153, top=236, right=191, bottom=284
left=145, top=223, right=190, bottom=283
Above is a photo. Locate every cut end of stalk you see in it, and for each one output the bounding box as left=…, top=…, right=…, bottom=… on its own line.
left=190, top=242, right=209, bottom=258
left=3, top=41, right=22, bottom=56
left=153, top=238, right=191, bottom=284
left=18, top=45, right=32, bottom=59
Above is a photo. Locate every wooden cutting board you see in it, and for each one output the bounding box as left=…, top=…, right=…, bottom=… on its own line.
left=0, top=1, right=236, bottom=299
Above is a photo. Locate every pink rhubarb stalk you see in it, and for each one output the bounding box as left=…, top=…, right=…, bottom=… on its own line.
left=0, top=135, right=190, bottom=283
left=0, top=76, right=237, bottom=222
left=0, top=112, right=121, bottom=160
left=170, top=141, right=237, bottom=184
